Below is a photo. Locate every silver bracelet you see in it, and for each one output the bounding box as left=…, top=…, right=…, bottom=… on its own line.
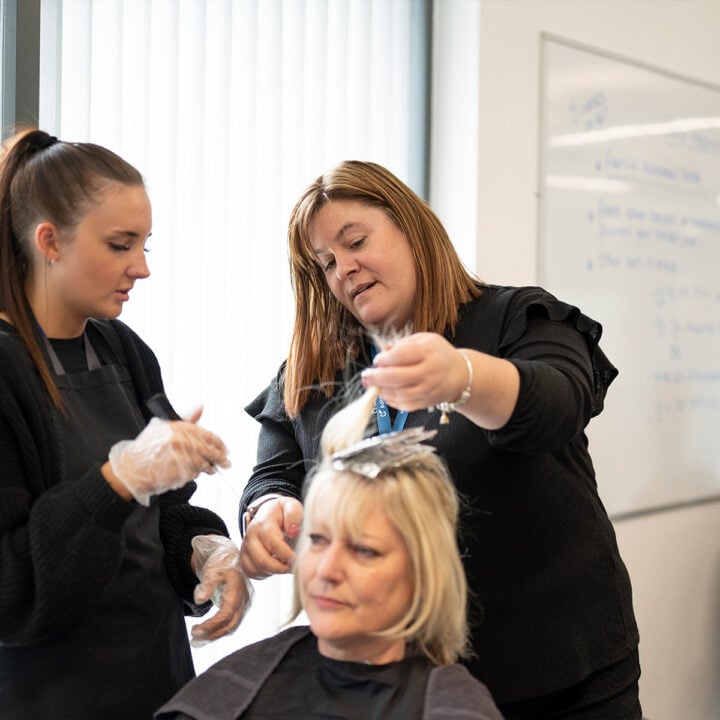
left=433, top=349, right=473, bottom=425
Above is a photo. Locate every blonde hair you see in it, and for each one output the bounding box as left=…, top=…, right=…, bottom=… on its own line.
left=290, top=389, right=470, bottom=665
left=284, top=160, right=482, bottom=417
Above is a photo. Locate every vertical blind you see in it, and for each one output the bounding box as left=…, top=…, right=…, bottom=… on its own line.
left=39, top=0, right=422, bottom=670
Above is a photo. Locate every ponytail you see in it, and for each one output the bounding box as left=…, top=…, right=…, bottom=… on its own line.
left=0, top=130, right=63, bottom=407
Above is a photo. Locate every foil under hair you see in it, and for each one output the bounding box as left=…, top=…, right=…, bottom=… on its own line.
left=329, top=427, right=438, bottom=479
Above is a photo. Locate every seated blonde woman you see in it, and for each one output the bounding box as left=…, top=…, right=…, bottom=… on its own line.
left=156, top=389, right=503, bottom=719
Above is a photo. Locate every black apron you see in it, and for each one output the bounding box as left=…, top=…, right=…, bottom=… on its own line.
left=2, top=331, right=194, bottom=720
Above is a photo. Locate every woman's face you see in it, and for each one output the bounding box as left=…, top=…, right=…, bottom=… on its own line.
left=299, top=495, right=414, bottom=664
left=309, top=199, right=417, bottom=331
left=41, top=184, right=152, bottom=337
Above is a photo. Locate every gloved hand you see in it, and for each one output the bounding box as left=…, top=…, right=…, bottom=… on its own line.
left=189, top=534, right=253, bottom=647
left=108, top=417, right=230, bottom=506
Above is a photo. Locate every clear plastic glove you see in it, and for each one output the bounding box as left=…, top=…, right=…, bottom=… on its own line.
left=189, top=534, right=253, bottom=648
left=108, top=417, right=230, bottom=506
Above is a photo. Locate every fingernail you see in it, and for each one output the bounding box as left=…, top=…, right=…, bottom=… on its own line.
left=287, top=523, right=300, bottom=537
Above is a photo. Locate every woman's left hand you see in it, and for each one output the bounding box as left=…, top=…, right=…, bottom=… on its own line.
left=363, top=332, right=519, bottom=430
left=189, top=534, right=253, bottom=647
left=363, top=333, right=469, bottom=411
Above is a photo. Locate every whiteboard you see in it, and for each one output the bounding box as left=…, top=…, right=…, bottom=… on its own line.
left=538, top=35, right=720, bottom=518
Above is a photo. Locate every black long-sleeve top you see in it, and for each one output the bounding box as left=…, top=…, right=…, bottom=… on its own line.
left=240, top=285, right=639, bottom=705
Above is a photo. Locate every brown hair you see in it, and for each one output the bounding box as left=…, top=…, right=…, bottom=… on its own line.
left=285, top=160, right=482, bottom=417
left=0, top=128, right=144, bottom=407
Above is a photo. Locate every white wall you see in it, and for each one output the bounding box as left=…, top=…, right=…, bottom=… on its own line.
left=465, top=1, right=720, bottom=718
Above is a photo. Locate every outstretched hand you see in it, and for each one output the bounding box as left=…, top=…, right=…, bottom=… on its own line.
left=362, top=332, right=470, bottom=411
left=362, top=331, right=519, bottom=431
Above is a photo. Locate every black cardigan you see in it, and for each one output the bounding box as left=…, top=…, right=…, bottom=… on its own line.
left=0, top=317, right=227, bottom=646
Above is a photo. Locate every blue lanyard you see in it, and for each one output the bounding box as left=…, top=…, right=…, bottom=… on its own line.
left=370, top=345, right=409, bottom=434
left=373, top=395, right=409, bottom=434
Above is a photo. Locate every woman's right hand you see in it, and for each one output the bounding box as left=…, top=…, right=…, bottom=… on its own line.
left=239, top=495, right=303, bottom=578
left=104, top=417, right=230, bottom=506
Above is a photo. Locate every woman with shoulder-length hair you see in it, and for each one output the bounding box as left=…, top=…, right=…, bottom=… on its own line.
left=284, top=160, right=479, bottom=418
left=239, top=159, right=641, bottom=719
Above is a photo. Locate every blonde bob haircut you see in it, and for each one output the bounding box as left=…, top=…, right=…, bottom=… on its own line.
left=289, top=392, right=470, bottom=666
left=285, top=160, right=482, bottom=417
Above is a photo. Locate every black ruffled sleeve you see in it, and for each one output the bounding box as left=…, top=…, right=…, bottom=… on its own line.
left=499, top=286, right=618, bottom=418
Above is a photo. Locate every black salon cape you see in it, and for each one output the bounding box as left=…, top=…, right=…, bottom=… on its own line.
left=240, top=285, right=640, bottom=705
left=0, top=318, right=228, bottom=719
left=156, top=626, right=503, bottom=720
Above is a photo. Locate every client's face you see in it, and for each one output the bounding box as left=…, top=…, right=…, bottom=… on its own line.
left=299, top=497, right=413, bottom=665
